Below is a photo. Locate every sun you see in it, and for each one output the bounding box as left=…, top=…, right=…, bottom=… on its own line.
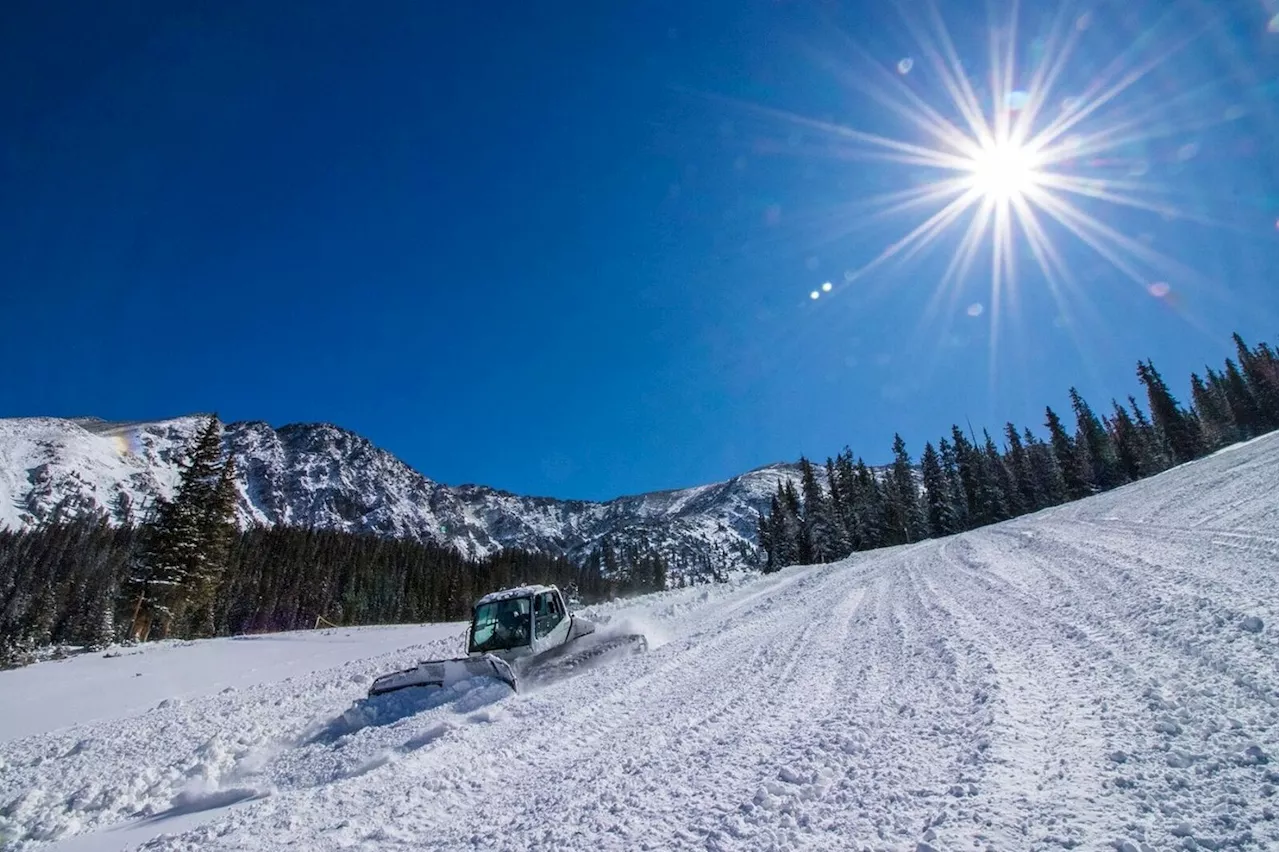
left=965, top=138, right=1042, bottom=202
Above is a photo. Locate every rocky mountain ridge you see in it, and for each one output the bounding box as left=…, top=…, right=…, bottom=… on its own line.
left=0, top=415, right=823, bottom=574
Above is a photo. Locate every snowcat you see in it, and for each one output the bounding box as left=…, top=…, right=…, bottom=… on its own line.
left=367, top=584, right=647, bottom=697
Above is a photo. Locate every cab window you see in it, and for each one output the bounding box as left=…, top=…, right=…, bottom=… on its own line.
left=534, top=591, right=565, bottom=638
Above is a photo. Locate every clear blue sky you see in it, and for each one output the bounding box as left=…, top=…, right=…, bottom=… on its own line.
left=1, top=0, right=1275, bottom=500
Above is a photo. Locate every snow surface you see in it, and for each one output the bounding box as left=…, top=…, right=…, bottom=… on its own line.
left=1, top=435, right=1276, bottom=852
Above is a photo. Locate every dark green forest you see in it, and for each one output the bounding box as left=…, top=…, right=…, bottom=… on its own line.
left=758, top=333, right=1278, bottom=571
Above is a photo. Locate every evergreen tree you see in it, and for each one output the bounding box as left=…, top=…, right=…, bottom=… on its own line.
left=852, top=459, right=887, bottom=550
left=920, top=441, right=958, bottom=536
left=128, top=416, right=239, bottom=640
left=1235, top=333, right=1279, bottom=427
left=937, top=438, right=970, bottom=531
left=979, top=430, right=1012, bottom=523
left=1045, top=406, right=1090, bottom=500
left=1004, top=423, right=1044, bottom=511
left=756, top=506, right=775, bottom=572
left=1024, top=428, right=1067, bottom=507
left=1220, top=358, right=1265, bottom=437
left=1137, top=360, right=1205, bottom=464
left=1127, top=396, right=1168, bottom=474
left=1069, top=388, right=1126, bottom=491
left=884, top=434, right=927, bottom=544
left=831, top=450, right=869, bottom=551
left=1108, top=400, right=1146, bottom=482
left=1190, top=372, right=1236, bottom=449
left=799, top=458, right=847, bottom=562
left=950, top=426, right=982, bottom=529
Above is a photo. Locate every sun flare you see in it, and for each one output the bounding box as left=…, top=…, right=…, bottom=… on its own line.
left=726, top=0, right=1222, bottom=384
left=966, top=138, right=1042, bottom=202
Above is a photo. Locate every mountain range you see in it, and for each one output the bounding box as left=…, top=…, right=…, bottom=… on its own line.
left=0, top=415, right=821, bottom=574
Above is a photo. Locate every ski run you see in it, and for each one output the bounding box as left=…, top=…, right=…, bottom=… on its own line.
left=1, top=434, right=1276, bottom=852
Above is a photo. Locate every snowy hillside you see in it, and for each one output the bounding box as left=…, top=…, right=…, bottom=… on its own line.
left=1, top=434, right=1275, bottom=852
left=0, top=415, right=815, bottom=570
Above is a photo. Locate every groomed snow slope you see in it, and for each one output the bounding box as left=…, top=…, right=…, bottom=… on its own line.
left=1, top=435, right=1276, bottom=852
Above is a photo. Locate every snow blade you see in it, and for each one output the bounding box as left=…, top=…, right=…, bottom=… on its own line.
left=368, top=654, right=518, bottom=697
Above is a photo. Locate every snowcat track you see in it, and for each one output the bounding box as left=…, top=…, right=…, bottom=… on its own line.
left=519, top=633, right=649, bottom=688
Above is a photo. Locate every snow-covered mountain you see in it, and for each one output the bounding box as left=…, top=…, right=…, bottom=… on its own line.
left=0, top=415, right=816, bottom=570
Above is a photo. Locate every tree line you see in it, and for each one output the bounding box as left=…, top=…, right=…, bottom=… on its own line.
left=757, top=333, right=1278, bottom=571
left=0, top=417, right=672, bottom=667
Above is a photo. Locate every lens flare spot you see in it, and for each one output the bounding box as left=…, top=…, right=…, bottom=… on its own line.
left=1148, top=281, right=1171, bottom=298
left=810, top=290, right=820, bottom=300
left=1175, top=142, right=1199, bottom=161
left=822, top=281, right=833, bottom=292
left=1005, top=90, right=1031, bottom=111
left=897, top=57, right=914, bottom=74
left=967, top=303, right=985, bottom=317
left=1076, top=12, right=1092, bottom=30
left=805, top=256, right=820, bottom=270
left=1268, top=14, right=1279, bottom=34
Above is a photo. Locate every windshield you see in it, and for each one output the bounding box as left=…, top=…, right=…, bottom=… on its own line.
left=470, top=597, right=532, bottom=652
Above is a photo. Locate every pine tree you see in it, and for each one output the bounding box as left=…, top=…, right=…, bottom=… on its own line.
left=949, top=426, right=982, bottom=528
left=920, top=441, right=958, bottom=536
left=1127, top=396, right=1168, bottom=473
left=978, top=430, right=1012, bottom=523
left=884, top=434, right=927, bottom=544
left=1108, top=400, right=1146, bottom=482
left=756, top=506, right=775, bottom=572
left=1004, top=423, right=1044, bottom=511
left=800, top=458, right=847, bottom=562
left=1069, top=388, right=1126, bottom=491
left=1220, top=358, right=1265, bottom=438
left=831, top=450, right=869, bottom=551
left=1045, top=407, right=1089, bottom=500
left=1138, top=360, right=1205, bottom=464
left=129, top=416, right=239, bottom=640
left=1024, top=427, right=1067, bottom=506
left=1190, top=372, right=1236, bottom=449
left=854, top=459, right=889, bottom=549
left=1235, top=333, right=1279, bottom=427
left=937, top=438, right=970, bottom=531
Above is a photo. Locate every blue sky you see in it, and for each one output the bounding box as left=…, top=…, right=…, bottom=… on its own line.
left=1, top=1, right=1276, bottom=501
